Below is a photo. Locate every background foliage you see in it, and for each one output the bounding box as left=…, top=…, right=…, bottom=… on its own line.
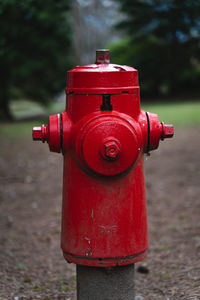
left=1, top=0, right=200, bottom=120
left=0, top=0, right=72, bottom=120
left=111, top=0, right=200, bottom=98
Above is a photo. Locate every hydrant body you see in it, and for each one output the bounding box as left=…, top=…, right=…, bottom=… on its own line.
left=33, top=50, right=173, bottom=268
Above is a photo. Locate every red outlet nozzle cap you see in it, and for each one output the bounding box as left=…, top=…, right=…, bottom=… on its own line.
left=161, top=122, right=174, bottom=140
left=32, top=125, right=48, bottom=142
left=32, top=114, right=61, bottom=153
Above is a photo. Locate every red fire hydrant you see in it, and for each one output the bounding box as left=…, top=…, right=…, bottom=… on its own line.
left=33, top=50, right=173, bottom=299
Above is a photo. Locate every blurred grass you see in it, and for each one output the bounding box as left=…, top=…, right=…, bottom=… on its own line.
left=0, top=120, right=45, bottom=139
left=0, top=99, right=65, bottom=140
left=10, top=99, right=65, bottom=119
left=0, top=100, right=199, bottom=140
left=142, top=101, right=200, bottom=126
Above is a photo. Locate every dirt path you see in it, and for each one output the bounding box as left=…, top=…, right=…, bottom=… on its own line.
left=0, top=127, right=200, bottom=300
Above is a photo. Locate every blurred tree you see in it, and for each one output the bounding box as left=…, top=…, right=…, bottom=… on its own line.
left=114, top=0, right=200, bottom=97
left=72, top=0, right=122, bottom=65
left=0, top=0, right=72, bottom=120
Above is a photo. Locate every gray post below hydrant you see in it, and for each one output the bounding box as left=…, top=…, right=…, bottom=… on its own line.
left=77, top=264, right=135, bottom=300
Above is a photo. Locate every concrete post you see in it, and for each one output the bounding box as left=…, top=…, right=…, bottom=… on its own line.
left=77, top=264, right=135, bottom=300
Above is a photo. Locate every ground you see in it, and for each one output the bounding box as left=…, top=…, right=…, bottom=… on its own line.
left=0, top=127, right=200, bottom=300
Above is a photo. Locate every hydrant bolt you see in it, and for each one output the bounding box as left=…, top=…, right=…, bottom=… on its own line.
left=103, top=140, right=120, bottom=160
left=96, top=49, right=110, bottom=64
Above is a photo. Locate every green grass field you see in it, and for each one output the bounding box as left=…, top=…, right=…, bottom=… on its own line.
left=0, top=100, right=199, bottom=139
left=142, top=101, right=200, bottom=126
left=0, top=100, right=65, bottom=139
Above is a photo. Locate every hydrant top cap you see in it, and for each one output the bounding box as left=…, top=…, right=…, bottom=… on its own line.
left=66, top=64, right=138, bottom=94
left=66, top=49, right=139, bottom=94
left=70, top=64, right=135, bottom=72
left=70, top=49, right=136, bottom=72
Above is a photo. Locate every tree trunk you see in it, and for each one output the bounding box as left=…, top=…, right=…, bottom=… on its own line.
left=0, top=88, right=13, bottom=121
left=0, top=67, right=13, bottom=121
left=169, top=36, right=179, bottom=96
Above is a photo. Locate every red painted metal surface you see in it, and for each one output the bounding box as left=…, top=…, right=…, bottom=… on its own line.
left=32, top=50, right=174, bottom=267
left=33, top=113, right=61, bottom=153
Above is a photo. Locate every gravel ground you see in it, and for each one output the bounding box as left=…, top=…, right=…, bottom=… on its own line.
left=0, top=127, right=200, bottom=300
